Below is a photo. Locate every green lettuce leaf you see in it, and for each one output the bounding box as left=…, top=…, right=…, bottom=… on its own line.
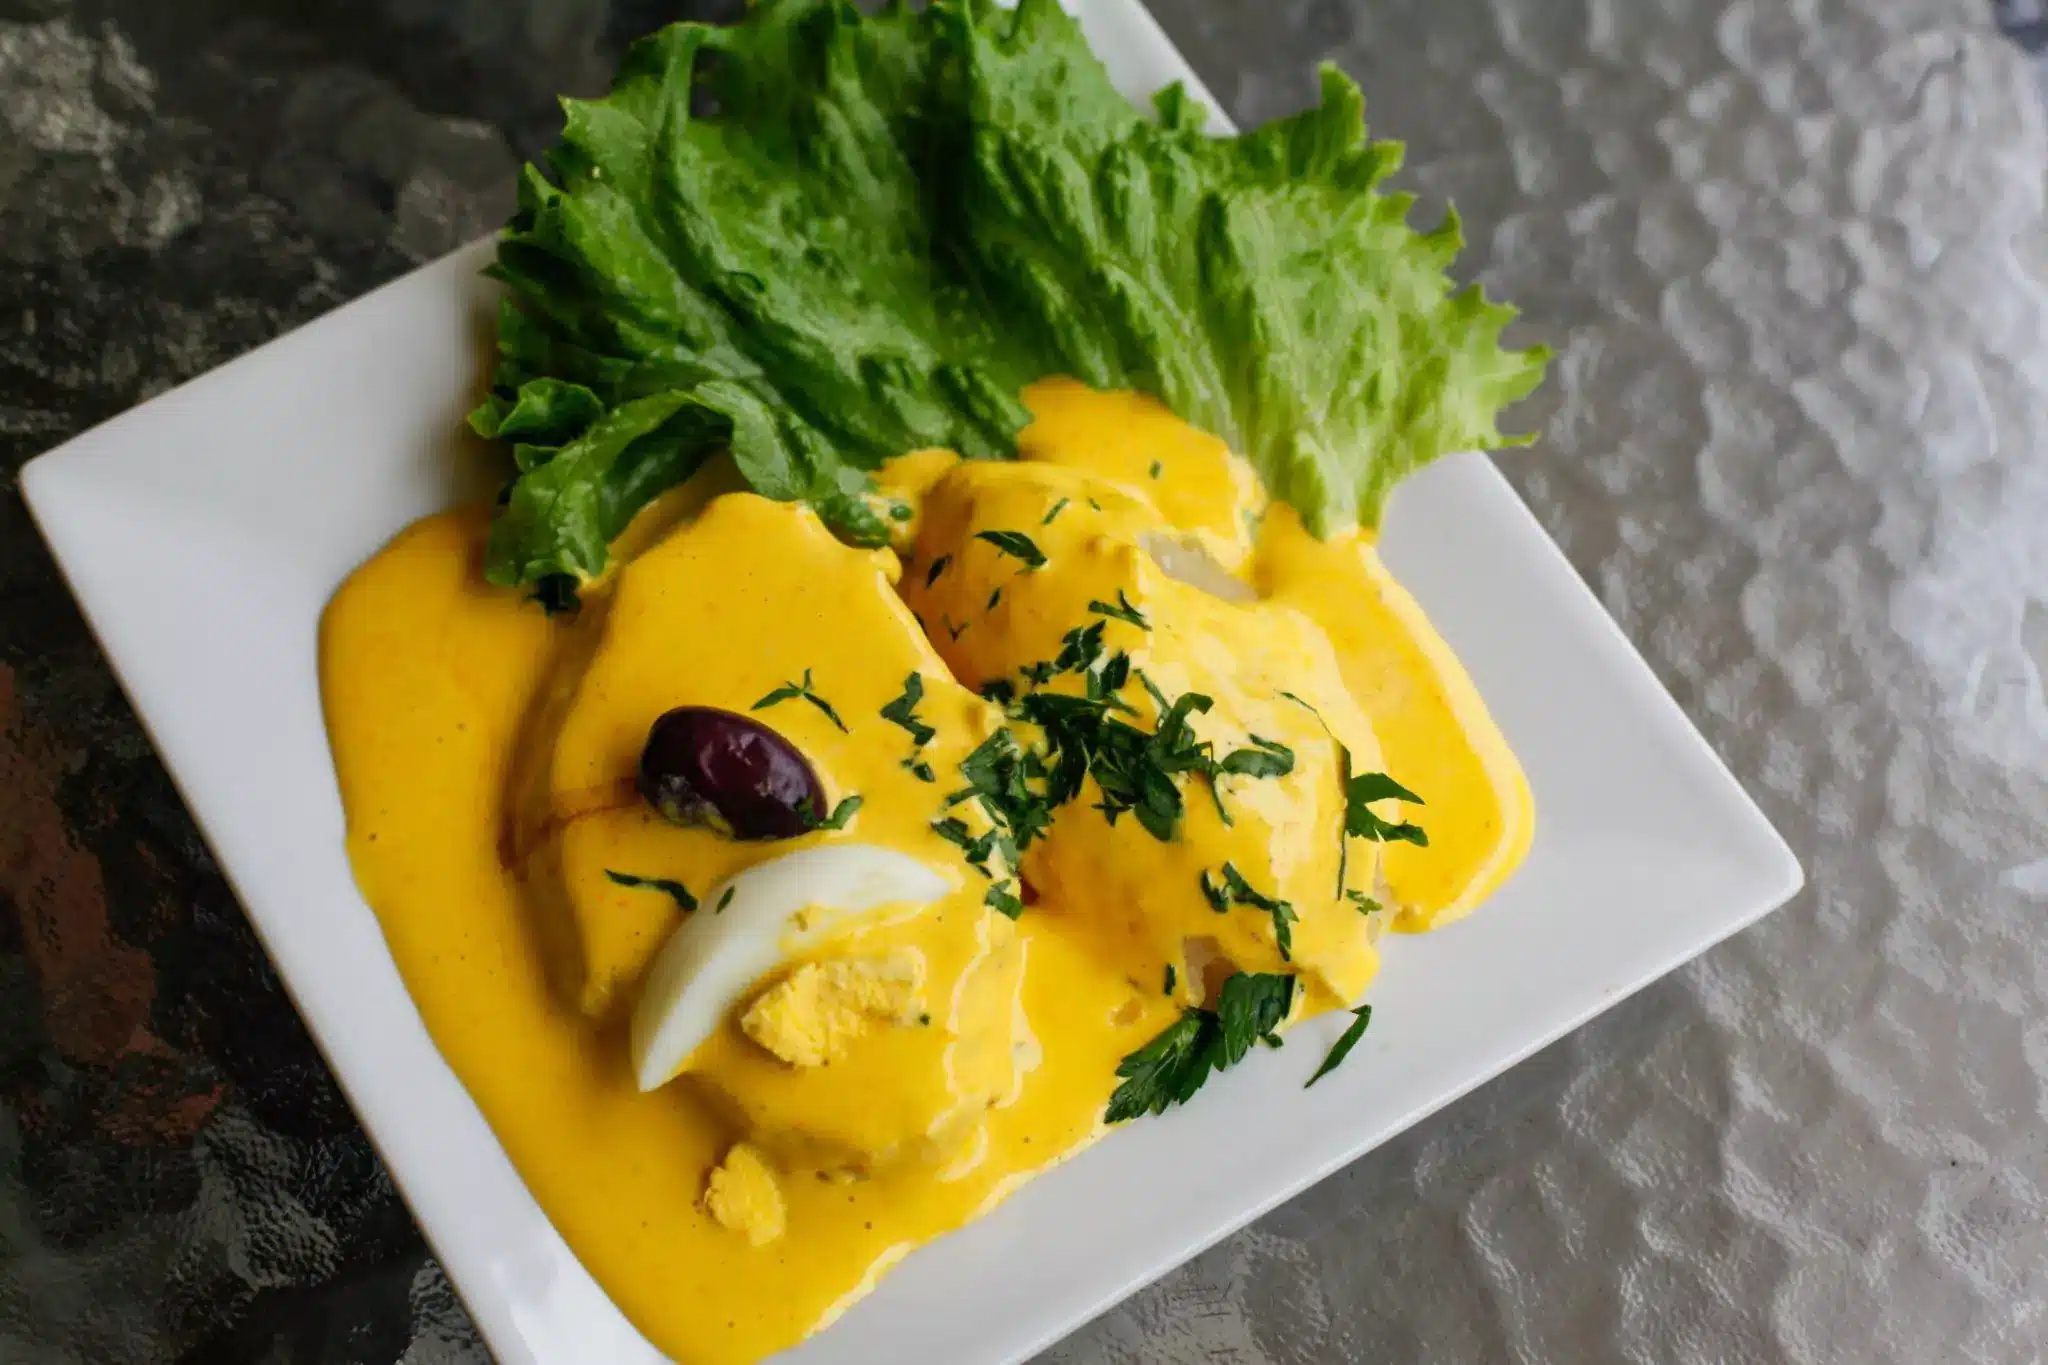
left=938, top=1, right=1547, bottom=534
left=475, top=0, right=1546, bottom=586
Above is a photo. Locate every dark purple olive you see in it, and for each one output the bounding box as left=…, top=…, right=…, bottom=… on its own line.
left=638, top=707, right=828, bottom=841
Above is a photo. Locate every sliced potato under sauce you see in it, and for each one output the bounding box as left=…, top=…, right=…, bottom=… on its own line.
left=1258, top=509, right=1533, bottom=931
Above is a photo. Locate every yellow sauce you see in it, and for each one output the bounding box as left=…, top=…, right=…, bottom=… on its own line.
left=320, top=381, right=1532, bottom=1362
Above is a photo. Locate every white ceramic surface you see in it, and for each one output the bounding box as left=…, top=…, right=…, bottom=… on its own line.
left=17, top=2, right=1800, bottom=1362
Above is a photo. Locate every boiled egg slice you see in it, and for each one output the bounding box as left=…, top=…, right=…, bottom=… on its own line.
left=629, top=843, right=952, bottom=1092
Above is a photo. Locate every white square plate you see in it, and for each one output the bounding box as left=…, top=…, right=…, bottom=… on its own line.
left=20, top=3, right=1801, bottom=1361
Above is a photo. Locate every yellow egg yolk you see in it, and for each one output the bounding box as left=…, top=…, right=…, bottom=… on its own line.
left=740, top=951, right=927, bottom=1069
left=705, top=1143, right=787, bottom=1247
left=319, top=378, right=1532, bottom=1364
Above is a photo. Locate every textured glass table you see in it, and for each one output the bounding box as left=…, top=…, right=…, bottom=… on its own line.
left=3, top=1, right=2044, bottom=1361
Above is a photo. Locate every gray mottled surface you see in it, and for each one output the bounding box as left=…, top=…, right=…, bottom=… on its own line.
left=2, top=1, right=2046, bottom=1362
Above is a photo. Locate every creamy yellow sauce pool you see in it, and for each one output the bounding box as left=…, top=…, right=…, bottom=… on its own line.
left=320, top=380, right=1531, bottom=1363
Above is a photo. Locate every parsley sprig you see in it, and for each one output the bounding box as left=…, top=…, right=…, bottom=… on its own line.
left=1305, top=1005, right=1373, bottom=1087
left=752, top=668, right=849, bottom=733
left=1345, top=771, right=1428, bottom=846
left=1280, top=688, right=1426, bottom=892
left=1207, top=861, right=1299, bottom=960
left=1106, top=972, right=1296, bottom=1122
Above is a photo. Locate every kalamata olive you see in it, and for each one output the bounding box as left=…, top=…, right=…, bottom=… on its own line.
left=638, top=707, right=828, bottom=841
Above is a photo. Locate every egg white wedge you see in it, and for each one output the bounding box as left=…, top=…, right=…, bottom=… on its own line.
left=629, top=843, right=953, bottom=1093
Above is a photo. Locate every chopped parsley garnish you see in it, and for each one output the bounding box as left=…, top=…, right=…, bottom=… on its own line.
left=1216, top=861, right=1298, bottom=960
left=1213, top=973, right=1295, bottom=1067
left=1345, top=889, right=1383, bottom=914
left=880, top=672, right=936, bottom=747
left=1163, top=963, right=1177, bottom=996
left=988, top=587, right=1003, bottom=610
left=1199, top=868, right=1229, bottom=913
left=1107, top=1014, right=1208, bottom=1122
left=1090, top=652, right=1135, bottom=709
left=604, top=869, right=696, bottom=913
left=1217, top=734, right=1295, bottom=779
left=975, top=529, right=1047, bottom=570
left=1042, top=497, right=1071, bottom=525
left=929, top=815, right=993, bottom=874
left=985, top=881, right=1025, bottom=918
left=925, top=554, right=951, bottom=588
left=931, top=802, right=1019, bottom=879
left=1345, top=771, right=1428, bottom=846
left=1051, top=620, right=1106, bottom=674
left=888, top=502, right=914, bottom=522
left=1087, top=590, right=1149, bottom=629
left=905, top=758, right=935, bottom=783
left=1016, top=680, right=1214, bottom=842
left=1305, top=1005, right=1372, bottom=1087
left=989, top=662, right=1224, bottom=844
left=1105, top=972, right=1295, bottom=1122
left=955, top=727, right=1051, bottom=853
left=715, top=885, right=735, bottom=913
left=1196, top=727, right=1294, bottom=829
left=752, top=668, right=849, bottom=733
left=927, top=613, right=1348, bottom=910
left=944, top=615, right=967, bottom=641
left=1148, top=460, right=1163, bottom=479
